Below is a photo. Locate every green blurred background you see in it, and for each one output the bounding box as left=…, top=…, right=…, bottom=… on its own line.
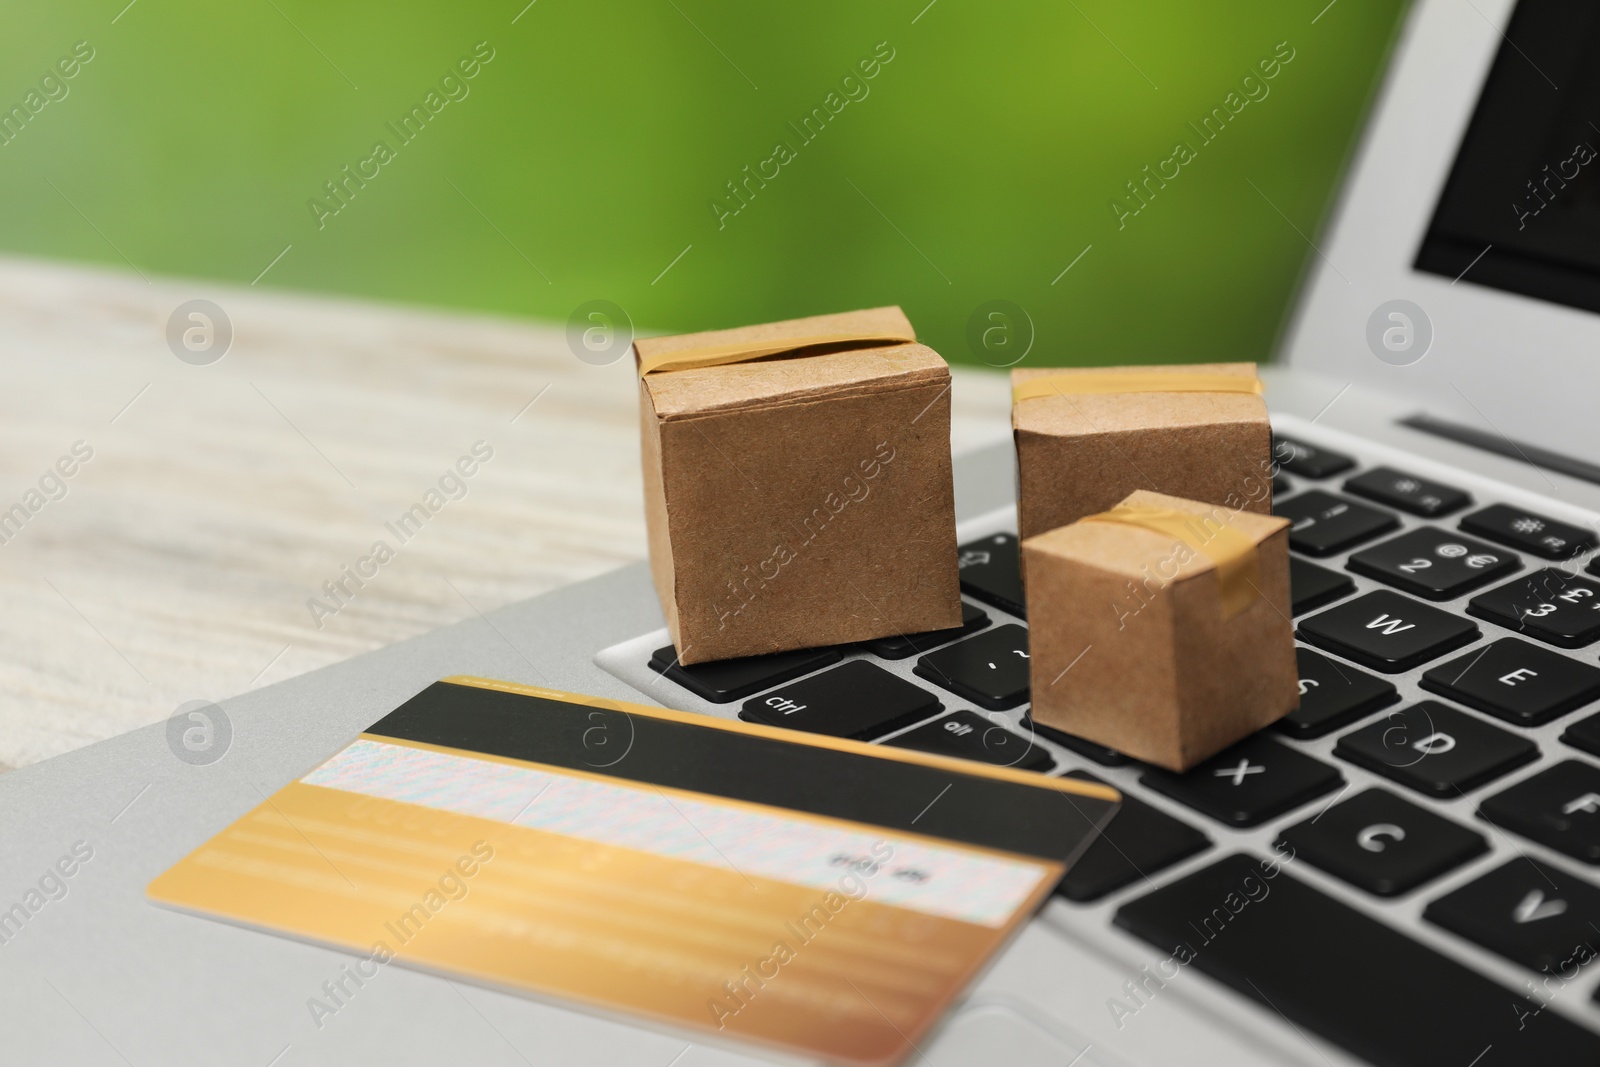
left=0, top=0, right=1406, bottom=366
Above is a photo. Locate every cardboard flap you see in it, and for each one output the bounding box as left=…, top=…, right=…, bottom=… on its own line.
left=644, top=347, right=947, bottom=419
left=637, top=307, right=947, bottom=419
left=635, top=306, right=913, bottom=366
left=1011, top=363, right=1266, bottom=434
left=1025, top=489, right=1288, bottom=584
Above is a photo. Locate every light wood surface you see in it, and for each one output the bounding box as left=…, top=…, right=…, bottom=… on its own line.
left=0, top=257, right=1013, bottom=770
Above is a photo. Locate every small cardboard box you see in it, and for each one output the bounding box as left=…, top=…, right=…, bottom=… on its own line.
left=1023, top=489, right=1296, bottom=771
left=636, top=306, right=962, bottom=665
left=1011, top=363, right=1273, bottom=541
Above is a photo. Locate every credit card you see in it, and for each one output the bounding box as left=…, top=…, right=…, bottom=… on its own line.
left=148, top=677, right=1119, bottom=1065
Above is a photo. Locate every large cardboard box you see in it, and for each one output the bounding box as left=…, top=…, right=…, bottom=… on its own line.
left=636, top=307, right=962, bottom=665
left=1023, top=489, right=1297, bottom=771
left=1011, top=363, right=1272, bottom=541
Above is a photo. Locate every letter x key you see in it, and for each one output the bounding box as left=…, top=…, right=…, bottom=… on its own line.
left=1216, top=759, right=1266, bottom=786
left=1142, top=735, right=1346, bottom=827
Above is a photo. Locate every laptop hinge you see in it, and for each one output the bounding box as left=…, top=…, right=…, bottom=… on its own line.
left=1400, top=412, right=1600, bottom=489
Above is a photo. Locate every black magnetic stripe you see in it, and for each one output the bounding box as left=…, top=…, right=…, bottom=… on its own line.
left=362, top=681, right=1115, bottom=863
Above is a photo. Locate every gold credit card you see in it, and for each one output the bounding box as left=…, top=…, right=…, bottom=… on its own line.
left=149, top=677, right=1119, bottom=1065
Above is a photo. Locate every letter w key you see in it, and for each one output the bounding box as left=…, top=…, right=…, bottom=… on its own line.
left=1299, top=590, right=1481, bottom=672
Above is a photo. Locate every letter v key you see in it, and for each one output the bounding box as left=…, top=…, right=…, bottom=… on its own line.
left=1513, top=889, right=1567, bottom=924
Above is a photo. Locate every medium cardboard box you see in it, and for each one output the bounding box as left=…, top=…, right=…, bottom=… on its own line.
left=1023, top=489, right=1296, bottom=771
left=636, top=306, right=962, bottom=665
left=1011, top=363, right=1273, bottom=541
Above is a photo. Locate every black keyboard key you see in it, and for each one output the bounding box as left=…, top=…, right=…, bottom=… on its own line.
left=1343, top=466, right=1471, bottom=517
left=740, top=660, right=939, bottom=740
left=1468, top=569, right=1600, bottom=648
left=1422, top=638, right=1600, bottom=727
left=1461, top=503, right=1596, bottom=560
left=1115, top=853, right=1600, bottom=1065
left=1272, top=473, right=1291, bottom=496
left=1279, top=648, right=1399, bottom=739
left=860, top=602, right=990, bottom=659
left=1275, top=491, right=1399, bottom=557
left=1278, top=788, right=1487, bottom=896
left=1140, top=734, right=1342, bottom=828
left=1424, top=857, right=1600, bottom=973
left=914, top=624, right=1031, bottom=710
left=1565, top=711, right=1600, bottom=757
left=1297, top=590, right=1480, bottom=673
left=1289, top=556, right=1355, bottom=615
left=1054, top=770, right=1209, bottom=902
left=1272, top=435, right=1354, bottom=478
left=1346, top=527, right=1519, bottom=600
left=956, top=533, right=1025, bottom=617
left=1334, top=701, right=1539, bottom=797
left=649, top=644, right=841, bottom=703
left=1479, top=761, right=1600, bottom=865
left=1022, top=714, right=1130, bottom=766
left=885, top=710, right=1053, bottom=771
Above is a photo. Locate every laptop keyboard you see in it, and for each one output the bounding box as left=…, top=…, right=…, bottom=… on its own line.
left=600, top=426, right=1600, bottom=1064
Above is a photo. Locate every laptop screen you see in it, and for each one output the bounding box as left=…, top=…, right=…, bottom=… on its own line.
left=1415, top=0, right=1600, bottom=314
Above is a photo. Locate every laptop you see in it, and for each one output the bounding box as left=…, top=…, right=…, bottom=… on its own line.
left=5, top=0, right=1599, bottom=1063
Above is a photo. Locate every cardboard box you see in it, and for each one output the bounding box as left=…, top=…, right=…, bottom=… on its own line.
left=636, top=306, right=962, bottom=665
left=1023, top=489, right=1296, bottom=771
left=1011, top=363, right=1272, bottom=541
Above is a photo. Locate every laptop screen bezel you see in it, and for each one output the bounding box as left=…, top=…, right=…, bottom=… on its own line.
left=1278, top=0, right=1600, bottom=465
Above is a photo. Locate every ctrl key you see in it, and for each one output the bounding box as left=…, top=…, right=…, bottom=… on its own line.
left=740, top=660, right=940, bottom=741
left=1114, top=853, right=1600, bottom=1065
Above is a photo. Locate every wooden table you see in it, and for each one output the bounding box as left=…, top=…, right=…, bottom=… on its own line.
left=0, top=258, right=1012, bottom=770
